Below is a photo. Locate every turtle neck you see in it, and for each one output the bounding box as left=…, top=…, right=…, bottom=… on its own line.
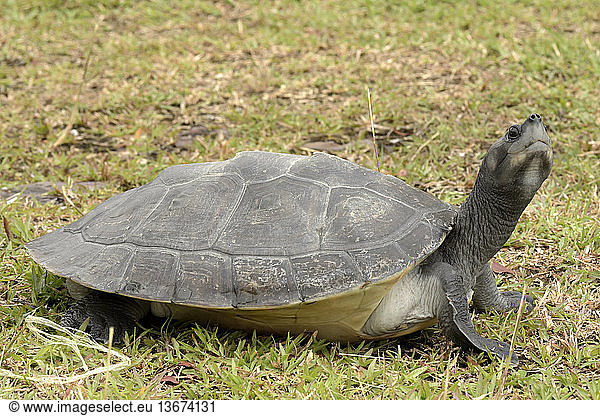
left=428, top=164, right=534, bottom=283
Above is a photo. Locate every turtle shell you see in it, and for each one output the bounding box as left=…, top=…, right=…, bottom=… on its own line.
left=27, top=151, right=456, bottom=339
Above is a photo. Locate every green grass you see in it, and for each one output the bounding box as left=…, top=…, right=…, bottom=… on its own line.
left=1, top=0, right=599, bottom=399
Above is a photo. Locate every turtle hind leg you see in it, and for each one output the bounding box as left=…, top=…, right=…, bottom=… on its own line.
left=426, top=262, right=519, bottom=366
left=472, top=265, right=534, bottom=313
left=60, top=291, right=150, bottom=344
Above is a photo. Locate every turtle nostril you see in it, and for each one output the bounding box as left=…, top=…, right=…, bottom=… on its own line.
left=529, top=113, right=541, bottom=121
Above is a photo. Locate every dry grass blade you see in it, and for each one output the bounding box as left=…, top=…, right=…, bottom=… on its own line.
left=60, top=184, right=83, bottom=216
left=0, top=316, right=130, bottom=384
left=441, top=353, right=458, bottom=400
left=366, top=87, right=380, bottom=172
left=0, top=326, right=21, bottom=368
left=495, top=283, right=528, bottom=398
left=103, top=326, right=115, bottom=400
left=2, top=216, right=11, bottom=241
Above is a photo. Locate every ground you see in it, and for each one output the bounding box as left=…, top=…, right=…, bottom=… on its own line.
left=0, top=0, right=599, bottom=399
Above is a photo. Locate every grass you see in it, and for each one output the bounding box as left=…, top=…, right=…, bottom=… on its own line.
left=1, top=0, right=599, bottom=399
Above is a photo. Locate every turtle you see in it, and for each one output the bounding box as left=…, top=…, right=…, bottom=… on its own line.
left=26, top=113, right=553, bottom=365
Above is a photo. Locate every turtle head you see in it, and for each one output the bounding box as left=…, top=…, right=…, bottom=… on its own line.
left=483, top=113, right=553, bottom=203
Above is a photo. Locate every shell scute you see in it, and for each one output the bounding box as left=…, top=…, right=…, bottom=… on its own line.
left=118, top=247, right=178, bottom=301
left=127, top=174, right=243, bottom=251
left=348, top=243, right=412, bottom=282
left=322, top=187, right=419, bottom=251
left=227, top=151, right=304, bottom=182
left=214, top=175, right=328, bottom=256
left=81, top=184, right=167, bottom=245
left=290, top=252, right=364, bottom=301
left=174, top=251, right=233, bottom=307
left=232, top=257, right=300, bottom=307
left=288, top=152, right=380, bottom=187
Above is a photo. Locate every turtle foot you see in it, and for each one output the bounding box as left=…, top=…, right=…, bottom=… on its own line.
left=472, top=337, right=519, bottom=366
left=443, top=313, right=520, bottom=366
left=499, top=291, right=534, bottom=313
left=433, top=262, right=521, bottom=366
left=60, top=292, right=147, bottom=344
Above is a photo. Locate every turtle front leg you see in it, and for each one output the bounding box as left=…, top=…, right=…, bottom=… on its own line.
left=425, top=262, right=519, bottom=365
left=60, top=291, right=150, bottom=344
left=472, top=265, right=534, bottom=313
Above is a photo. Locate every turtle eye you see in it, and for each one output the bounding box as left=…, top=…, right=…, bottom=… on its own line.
left=507, top=125, right=520, bottom=141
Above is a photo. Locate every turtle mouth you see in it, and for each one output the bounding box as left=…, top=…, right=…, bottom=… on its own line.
left=502, top=136, right=553, bottom=180
left=524, top=140, right=551, bottom=153
left=508, top=137, right=551, bottom=155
